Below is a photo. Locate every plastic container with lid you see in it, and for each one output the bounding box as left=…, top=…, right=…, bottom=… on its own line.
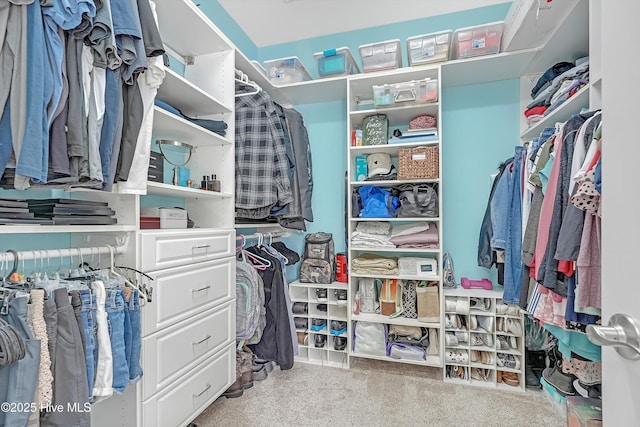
left=314, top=47, right=360, bottom=78
left=406, top=30, right=452, bottom=66
left=263, top=56, right=312, bottom=85
left=372, top=78, right=438, bottom=108
left=452, top=21, right=504, bottom=59
left=359, top=39, right=402, bottom=72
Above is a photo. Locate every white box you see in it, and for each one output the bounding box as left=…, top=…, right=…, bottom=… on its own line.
left=140, top=207, right=188, bottom=229
left=502, top=0, right=580, bottom=52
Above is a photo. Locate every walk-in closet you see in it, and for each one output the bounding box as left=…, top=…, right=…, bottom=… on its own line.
left=0, top=0, right=636, bottom=426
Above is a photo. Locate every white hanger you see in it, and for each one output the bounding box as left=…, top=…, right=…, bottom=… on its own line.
left=235, top=68, right=261, bottom=97
left=107, top=245, right=148, bottom=306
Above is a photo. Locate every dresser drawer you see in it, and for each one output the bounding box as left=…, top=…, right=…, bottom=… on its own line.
left=140, top=229, right=234, bottom=271
left=142, top=258, right=234, bottom=334
left=142, top=342, right=235, bottom=427
left=142, top=301, right=235, bottom=400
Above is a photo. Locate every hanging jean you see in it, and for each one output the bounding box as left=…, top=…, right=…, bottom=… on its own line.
left=106, top=288, right=129, bottom=393
left=0, top=292, right=40, bottom=427
left=77, top=289, right=98, bottom=401
left=41, top=288, right=90, bottom=427
left=123, top=288, right=143, bottom=382
left=491, top=147, right=525, bottom=304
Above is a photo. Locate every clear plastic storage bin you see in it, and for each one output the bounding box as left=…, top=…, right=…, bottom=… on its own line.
left=359, top=39, right=402, bottom=72
left=314, top=47, right=360, bottom=78
left=372, top=78, right=438, bottom=108
left=406, top=30, right=452, bottom=66
left=452, top=21, right=504, bottom=59
left=264, top=56, right=312, bottom=84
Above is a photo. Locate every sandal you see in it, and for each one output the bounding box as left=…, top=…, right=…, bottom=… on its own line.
left=502, top=371, right=520, bottom=387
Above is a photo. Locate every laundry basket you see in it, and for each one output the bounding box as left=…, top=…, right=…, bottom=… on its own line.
left=397, top=146, right=439, bottom=180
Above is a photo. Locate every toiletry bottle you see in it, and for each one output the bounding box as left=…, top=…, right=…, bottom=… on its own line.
left=201, top=175, right=208, bottom=190
left=208, top=174, right=221, bottom=192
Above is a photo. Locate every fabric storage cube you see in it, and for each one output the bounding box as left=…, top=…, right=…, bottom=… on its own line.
left=397, top=146, right=439, bottom=180
left=359, top=39, right=402, bottom=72
left=452, top=21, right=504, bottom=59
left=314, top=47, right=360, bottom=78
left=407, top=30, right=452, bottom=66
left=264, top=56, right=312, bottom=84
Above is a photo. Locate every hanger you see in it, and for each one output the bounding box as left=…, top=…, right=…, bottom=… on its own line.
left=107, top=245, right=150, bottom=305
left=235, top=68, right=261, bottom=97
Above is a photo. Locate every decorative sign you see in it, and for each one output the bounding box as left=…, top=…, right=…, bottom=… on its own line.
left=362, top=114, right=388, bottom=146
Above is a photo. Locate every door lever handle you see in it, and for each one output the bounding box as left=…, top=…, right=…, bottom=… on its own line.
left=586, top=313, right=640, bottom=360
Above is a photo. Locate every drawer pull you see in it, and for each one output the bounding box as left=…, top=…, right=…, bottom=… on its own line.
left=193, top=335, right=211, bottom=346
left=193, top=383, right=211, bottom=398
left=192, top=285, right=212, bottom=293
left=193, top=244, right=211, bottom=250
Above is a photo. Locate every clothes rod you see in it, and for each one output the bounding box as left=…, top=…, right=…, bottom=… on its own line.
left=0, top=245, right=126, bottom=263
left=236, top=230, right=287, bottom=243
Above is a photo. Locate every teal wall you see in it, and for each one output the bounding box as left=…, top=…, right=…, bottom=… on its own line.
left=256, top=3, right=512, bottom=78
left=192, top=1, right=258, bottom=59
left=202, top=2, right=519, bottom=284
left=441, top=79, right=520, bottom=283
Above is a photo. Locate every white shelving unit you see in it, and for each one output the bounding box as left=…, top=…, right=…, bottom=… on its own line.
left=443, top=288, right=525, bottom=391
left=289, top=281, right=350, bottom=369
left=345, top=64, right=444, bottom=369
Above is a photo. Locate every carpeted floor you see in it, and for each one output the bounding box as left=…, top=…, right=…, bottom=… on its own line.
left=192, top=359, right=564, bottom=427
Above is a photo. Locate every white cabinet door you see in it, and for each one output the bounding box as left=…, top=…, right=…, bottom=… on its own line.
left=600, top=1, right=640, bottom=424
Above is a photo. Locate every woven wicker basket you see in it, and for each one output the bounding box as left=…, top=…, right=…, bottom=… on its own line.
left=397, top=146, right=439, bottom=180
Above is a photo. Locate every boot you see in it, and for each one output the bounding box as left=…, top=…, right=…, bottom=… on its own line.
left=240, top=346, right=254, bottom=389
left=417, top=284, right=440, bottom=323
left=222, top=351, right=244, bottom=398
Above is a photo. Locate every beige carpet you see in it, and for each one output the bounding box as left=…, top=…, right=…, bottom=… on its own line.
left=193, top=359, right=564, bottom=427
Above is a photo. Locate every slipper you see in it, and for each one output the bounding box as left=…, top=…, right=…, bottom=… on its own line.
left=470, top=297, right=491, bottom=312
left=445, top=332, right=458, bottom=346
left=470, top=334, right=484, bottom=346
left=502, top=371, right=520, bottom=387
left=508, top=319, right=523, bottom=337
left=470, top=367, right=481, bottom=381
left=456, top=298, right=470, bottom=314
left=477, top=316, right=494, bottom=333
left=483, top=333, right=493, bottom=347
left=470, top=315, right=478, bottom=330
left=455, top=331, right=468, bottom=343
left=510, top=336, right=518, bottom=349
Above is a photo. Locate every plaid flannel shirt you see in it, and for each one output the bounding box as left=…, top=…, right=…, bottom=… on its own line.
left=235, top=90, right=293, bottom=219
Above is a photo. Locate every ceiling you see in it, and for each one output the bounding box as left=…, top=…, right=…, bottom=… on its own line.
left=217, top=0, right=509, bottom=47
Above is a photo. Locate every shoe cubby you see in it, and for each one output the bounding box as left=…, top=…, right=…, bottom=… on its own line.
left=443, top=288, right=525, bottom=391
left=289, top=281, right=350, bottom=368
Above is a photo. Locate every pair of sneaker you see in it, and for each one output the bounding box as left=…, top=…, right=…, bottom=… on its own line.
left=496, top=335, right=518, bottom=350
left=469, top=315, right=494, bottom=333
left=470, top=333, right=493, bottom=347
left=445, top=350, right=468, bottom=364
left=496, top=317, right=523, bottom=336
left=497, top=353, right=521, bottom=370
left=330, top=320, right=347, bottom=335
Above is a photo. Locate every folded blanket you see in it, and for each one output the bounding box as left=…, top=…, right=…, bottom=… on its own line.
left=390, top=223, right=430, bottom=238
left=351, top=231, right=395, bottom=248
left=352, top=253, right=399, bottom=275
left=356, top=221, right=391, bottom=235
left=390, top=224, right=439, bottom=246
